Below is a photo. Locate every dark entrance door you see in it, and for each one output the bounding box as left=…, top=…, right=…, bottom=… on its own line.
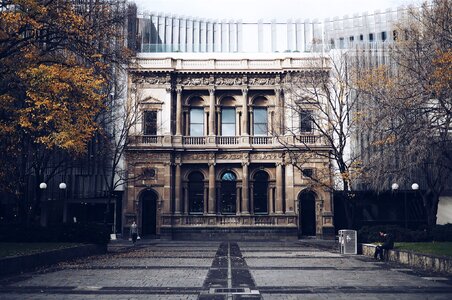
left=299, top=191, right=316, bottom=236
left=141, top=190, right=157, bottom=236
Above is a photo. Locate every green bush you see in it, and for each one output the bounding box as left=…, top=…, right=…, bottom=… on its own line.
left=358, top=225, right=427, bottom=243
left=0, top=223, right=110, bottom=245
left=358, top=224, right=452, bottom=243
left=430, top=224, right=452, bottom=242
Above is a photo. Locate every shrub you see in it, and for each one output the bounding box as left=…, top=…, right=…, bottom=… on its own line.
left=0, top=223, right=110, bottom=245
left=430, top=224, right=452, bottom=242
left=358, top=224, right=452, bottom=243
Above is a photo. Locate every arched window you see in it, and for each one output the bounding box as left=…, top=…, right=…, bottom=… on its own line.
left=220, top=171, right=236, bottom=214
left=188, top=172, right=204, bottom=214
left=253, top=171, right=269, bottom=214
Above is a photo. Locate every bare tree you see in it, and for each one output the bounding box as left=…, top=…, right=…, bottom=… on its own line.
left=98, top=76, right=142, bottom=229
left=280, top=51, right=363, bottom=227
left=358, top=0, right=452, bottom=227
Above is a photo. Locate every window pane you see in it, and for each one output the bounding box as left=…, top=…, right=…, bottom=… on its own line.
left=222, top=124, right=235, bottom=136
left=190, top=108, right=204, bottom=123
left=300, top=111, right=313, bottom=132
left=222, top=108, right=235, bottom=123
left=221, top=108, right=236, bottom=136
left=254, top=108, right=267, bottom=123
left=144, top=111, right=157, bottom=135
left=190, top=108, right=204, bottom=136
left=191, top=124, right=204, bottom=136
left=253, top=108, right=267, bottom=136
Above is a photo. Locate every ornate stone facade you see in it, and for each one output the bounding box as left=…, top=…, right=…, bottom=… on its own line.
left=125, top=54, right=334, bottom=240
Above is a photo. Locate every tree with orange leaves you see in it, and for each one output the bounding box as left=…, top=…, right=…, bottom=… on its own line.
left=0, top=0, right=133, bottom=224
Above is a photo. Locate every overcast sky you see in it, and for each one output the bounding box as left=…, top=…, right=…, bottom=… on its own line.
left=133, top=0, right=420, bottom=21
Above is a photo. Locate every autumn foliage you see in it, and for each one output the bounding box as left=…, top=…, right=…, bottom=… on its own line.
left=0, top=0, right=131, bottom=222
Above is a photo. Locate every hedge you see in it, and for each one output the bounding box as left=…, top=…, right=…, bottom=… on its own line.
left=0, top=223, right=111, bottom=245
left=358, top=224, right=452, bottom=243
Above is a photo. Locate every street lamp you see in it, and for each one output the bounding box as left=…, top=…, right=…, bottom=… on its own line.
left=39, top=182, right=47, bottom=226
left=59, top=182, right=67, bottom=223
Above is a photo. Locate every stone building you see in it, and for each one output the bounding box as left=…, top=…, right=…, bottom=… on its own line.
left=124, top=53, right=334, bottom=239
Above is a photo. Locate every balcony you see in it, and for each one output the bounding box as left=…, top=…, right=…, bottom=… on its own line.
left=129, top=134, right=324, bottom=148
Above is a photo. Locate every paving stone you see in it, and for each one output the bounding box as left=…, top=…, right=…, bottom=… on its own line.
left=0, top=240, right=450, bottom=300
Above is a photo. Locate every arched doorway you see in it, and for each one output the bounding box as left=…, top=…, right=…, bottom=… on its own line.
left=253, top=171, right=269, bottom=214
left=220, top=171, right=236, bottom=214
left=299, top=190, right=316, bottom=236
left=141, top=190, right=157, bottom=236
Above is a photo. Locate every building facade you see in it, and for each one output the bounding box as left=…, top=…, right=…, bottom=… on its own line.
left=124, top=53, right=334, bottom=239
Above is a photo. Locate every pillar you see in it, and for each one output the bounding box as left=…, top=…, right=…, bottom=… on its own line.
left=175, top=163, right=182, bottom=214
left=176, top=87, right=182, bottom=135
left=241, top=162, right=249, bottom=214
left=242, top=88, right=248, bottom=135
left=184, top=184, right=189, bottom=214
left=275, top=87, right=282, bottom=135
left=203, top=186, right=208, bottom=214
left=208, top=162, right=216, bottom=214
left=209, top=88, right=215, bottom=135
left=236, top=186, right=241, bottom=215
left=269, top=186, right=274, bottom=214
left=275, top=162, right=283, bottom=214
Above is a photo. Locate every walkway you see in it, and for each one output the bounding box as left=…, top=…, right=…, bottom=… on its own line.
left=0, top=239, right=451, bottom=299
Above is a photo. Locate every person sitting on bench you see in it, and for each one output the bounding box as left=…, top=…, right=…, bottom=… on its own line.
left=374, top=230, right=394, bottom=260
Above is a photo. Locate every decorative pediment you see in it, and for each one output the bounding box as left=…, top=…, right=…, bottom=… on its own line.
left=140, top=96, right=164, bottom=105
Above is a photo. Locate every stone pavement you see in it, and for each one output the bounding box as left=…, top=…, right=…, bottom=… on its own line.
left=0, top=239, right=451, bottom=299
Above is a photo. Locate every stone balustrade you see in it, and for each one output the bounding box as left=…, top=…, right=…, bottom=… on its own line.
left=130, top=135, right=324, bottom=148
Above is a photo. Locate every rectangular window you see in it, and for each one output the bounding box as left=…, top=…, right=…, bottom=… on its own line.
left=359, top=34, right=364, bottom=41
left=381, top=31, right=387, bottom=41
left=253, top=108, right=267, bottom=136
left=300, top=111, right=313, bottom=133
left=369, top=33, right=374, bottom=42
left=143, top=111, right=157, bottom=135
left=349, top=36, right=354, bottom=42
left=221, top=108, right=236, bottom=136
left=302, top=168, right=313, bottom=178
left=190, top=108, right=204, bottom=136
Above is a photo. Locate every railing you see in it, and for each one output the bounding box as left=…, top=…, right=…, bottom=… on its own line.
left=129, top=135, right=324, bottom=147
left=162, top=215, right=295, bottom=227
left=298, top=135, right=319, bottom=144
left=141, top=135, right=162, bottom=144
left=183, top=136, right=206, bottom=145
left=216, top=136, right=239, bottom=145
left=250, top=136, right=273, bottom=145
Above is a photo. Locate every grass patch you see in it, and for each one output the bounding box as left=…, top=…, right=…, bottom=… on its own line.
left=395, top=242, right=452, bottom=257
left=0, top=243, right=81, bottom=258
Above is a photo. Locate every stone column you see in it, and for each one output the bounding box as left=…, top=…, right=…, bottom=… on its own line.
left=236, top=186, right=241, bottom=215
left=184, top=184, right=189, bottom=214
left=176, top=87, right=183, bottom=135
left=274, top=87, right=282, bottom=135
left=269, top=186, right=274, bottom=214
left=241, top=162, right=249, bottom=214
left=208, top=162, right=216, bottom=214
left=275, top=162, right=284, bottom=214
left=175, top=163, right=182, bottom=214
left=241, top=88, right=248, bottom=135
left=203, top=185, right=208, bottom=214
left=209, top=88, right=215, bottom=135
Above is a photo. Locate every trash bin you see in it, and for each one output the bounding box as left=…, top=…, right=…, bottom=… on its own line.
left=338, top=229, right=357, bottom=254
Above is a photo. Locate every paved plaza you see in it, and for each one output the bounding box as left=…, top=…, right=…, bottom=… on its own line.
left=1, top=240, right=451, bottom=299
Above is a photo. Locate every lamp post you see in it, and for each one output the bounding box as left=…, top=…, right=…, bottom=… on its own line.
left=59, top=182, right=67, bottom=223
left=391, top=183, right=402, bottom=227
left=39, top=182, right=47, bottom=227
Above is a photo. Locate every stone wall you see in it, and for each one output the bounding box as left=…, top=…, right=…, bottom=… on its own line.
left=361, top=244, right=452, bottom=274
